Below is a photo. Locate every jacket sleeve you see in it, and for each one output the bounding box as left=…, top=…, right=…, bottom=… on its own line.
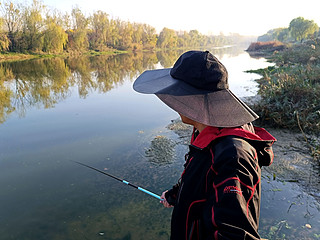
left=165, top=182, right=180, bottom=206
left=203, top=137, right=261, bottom=240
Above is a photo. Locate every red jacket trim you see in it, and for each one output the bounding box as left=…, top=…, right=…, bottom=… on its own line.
left=186, top=199, right=206, bottom=240
left=190, top=126, right=276, bottom=150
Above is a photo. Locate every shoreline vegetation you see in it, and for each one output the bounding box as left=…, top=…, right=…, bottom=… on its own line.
left=242, top=18, right=319, bottom=160
left=242, top=16, right=320, bottom=160
left=246, top=39, right=320, bottom=159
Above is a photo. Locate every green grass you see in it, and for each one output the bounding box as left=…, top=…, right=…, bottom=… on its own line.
left=248, top=39, right=320, bottom=159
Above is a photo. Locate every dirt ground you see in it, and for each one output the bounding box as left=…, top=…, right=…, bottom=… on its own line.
left=264, top=127, right=320, bottom=200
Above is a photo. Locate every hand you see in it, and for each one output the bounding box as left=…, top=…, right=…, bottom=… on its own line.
left=160, top=190, right=173, bottom=208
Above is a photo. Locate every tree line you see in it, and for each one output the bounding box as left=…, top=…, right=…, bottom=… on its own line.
left=258, top=17, right=319, bottom=43
left=0, top=0, right=252, bottom=54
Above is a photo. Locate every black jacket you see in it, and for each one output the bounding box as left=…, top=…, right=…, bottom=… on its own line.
left=165, top=125, right=276, bottom=240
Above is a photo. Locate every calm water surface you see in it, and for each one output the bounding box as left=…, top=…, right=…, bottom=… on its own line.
left=0, top=48, right=319, bottom=240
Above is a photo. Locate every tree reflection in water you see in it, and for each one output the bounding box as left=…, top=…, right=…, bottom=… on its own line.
left=0, top=52, right=162, bottom=124
left=0, top=46, right=250, bottom=125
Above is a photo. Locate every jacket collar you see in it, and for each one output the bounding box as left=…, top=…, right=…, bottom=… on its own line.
left=191, top=126, right=276, bottom=149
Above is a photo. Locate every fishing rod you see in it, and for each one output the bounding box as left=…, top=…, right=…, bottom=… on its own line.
left=73, top=161, right=162, bottom=201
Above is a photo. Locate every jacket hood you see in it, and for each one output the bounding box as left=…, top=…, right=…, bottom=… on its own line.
left=190, top=126, right=277, bottom=166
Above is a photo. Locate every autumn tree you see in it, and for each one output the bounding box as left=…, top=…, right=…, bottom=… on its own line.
left=42, top=10, right=68, bottom=53
left=141, top=24, right=157, bottom=49
left=0, top=0, right=22, bottom=50
left=157, top=27, right=177, bottom=49
left=89, top=10, right=109, bottom=51
left=21, top=0, right=45, bottom=52
left=61, top=11, right=71, bottom=30
left=105, top=18, right=120, bottom=49
left=0, top=0, right=22, bottom=32
left=289, top=17, right=319, bottom=42
left=188, top=30, right=201, bottom=47
left=176, top=31, right=190, bottom=48
left=0, top=15, right=10, bottom=50
left=68, top=7, right=89, bottom=52
left=131, top=23, right=143, bottom=51
left=117, top=20, right=133, bottom=50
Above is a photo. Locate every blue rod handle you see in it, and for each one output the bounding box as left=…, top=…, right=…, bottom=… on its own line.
left=138, top=187, right=162, bottom=200
left=122, top=180, right=162, bottom=200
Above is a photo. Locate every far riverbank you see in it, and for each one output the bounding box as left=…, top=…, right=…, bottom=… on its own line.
left=0, top=50, right=128, bottom=62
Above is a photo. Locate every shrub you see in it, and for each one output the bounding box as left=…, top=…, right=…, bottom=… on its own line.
left=250, top=42, right=320, bottom=135
left=246, top=41, right=286, bottom=52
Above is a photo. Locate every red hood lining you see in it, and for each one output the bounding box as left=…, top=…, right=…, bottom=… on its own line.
left=191, top=126, right=276, bottom=149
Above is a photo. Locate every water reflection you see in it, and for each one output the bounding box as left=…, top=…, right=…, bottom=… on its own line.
left=0, top=53, right=159, bottom=124
left=0, top=46, right=252, bottom=125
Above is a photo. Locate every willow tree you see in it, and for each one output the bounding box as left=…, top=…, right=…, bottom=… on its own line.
left=289, top=17, right=319, bottom=42
left=43, top=14, right=68, bottom=53
left=21, top=0, right=45, bottom=52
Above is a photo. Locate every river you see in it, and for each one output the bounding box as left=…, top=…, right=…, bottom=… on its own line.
left=0, top=47, right=319, bottom=240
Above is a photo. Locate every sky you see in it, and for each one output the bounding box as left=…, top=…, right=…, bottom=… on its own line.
left=43, top=0, right=320, bottom=36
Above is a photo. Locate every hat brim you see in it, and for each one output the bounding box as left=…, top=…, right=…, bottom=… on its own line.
left=133, top=69, right=259, bottom=127
left=133, top=68, right=210, bottom=95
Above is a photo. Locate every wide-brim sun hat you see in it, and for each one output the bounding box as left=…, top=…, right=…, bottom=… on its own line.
left=133, top=50, right=259, bottom=127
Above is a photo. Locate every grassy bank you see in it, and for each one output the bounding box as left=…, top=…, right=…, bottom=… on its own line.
left=0, top=52, right=41, bottom=61
left=247, top=39, right=320, bottom=158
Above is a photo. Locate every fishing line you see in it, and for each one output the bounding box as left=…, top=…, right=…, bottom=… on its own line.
left=73, top=161, right=162, bottom=201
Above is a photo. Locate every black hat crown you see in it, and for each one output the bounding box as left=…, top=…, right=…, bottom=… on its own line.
left=170, top=51, right=229, bottom=91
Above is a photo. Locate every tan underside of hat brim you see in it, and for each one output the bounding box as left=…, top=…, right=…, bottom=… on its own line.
left=156, top=89, right=259, bottom=128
